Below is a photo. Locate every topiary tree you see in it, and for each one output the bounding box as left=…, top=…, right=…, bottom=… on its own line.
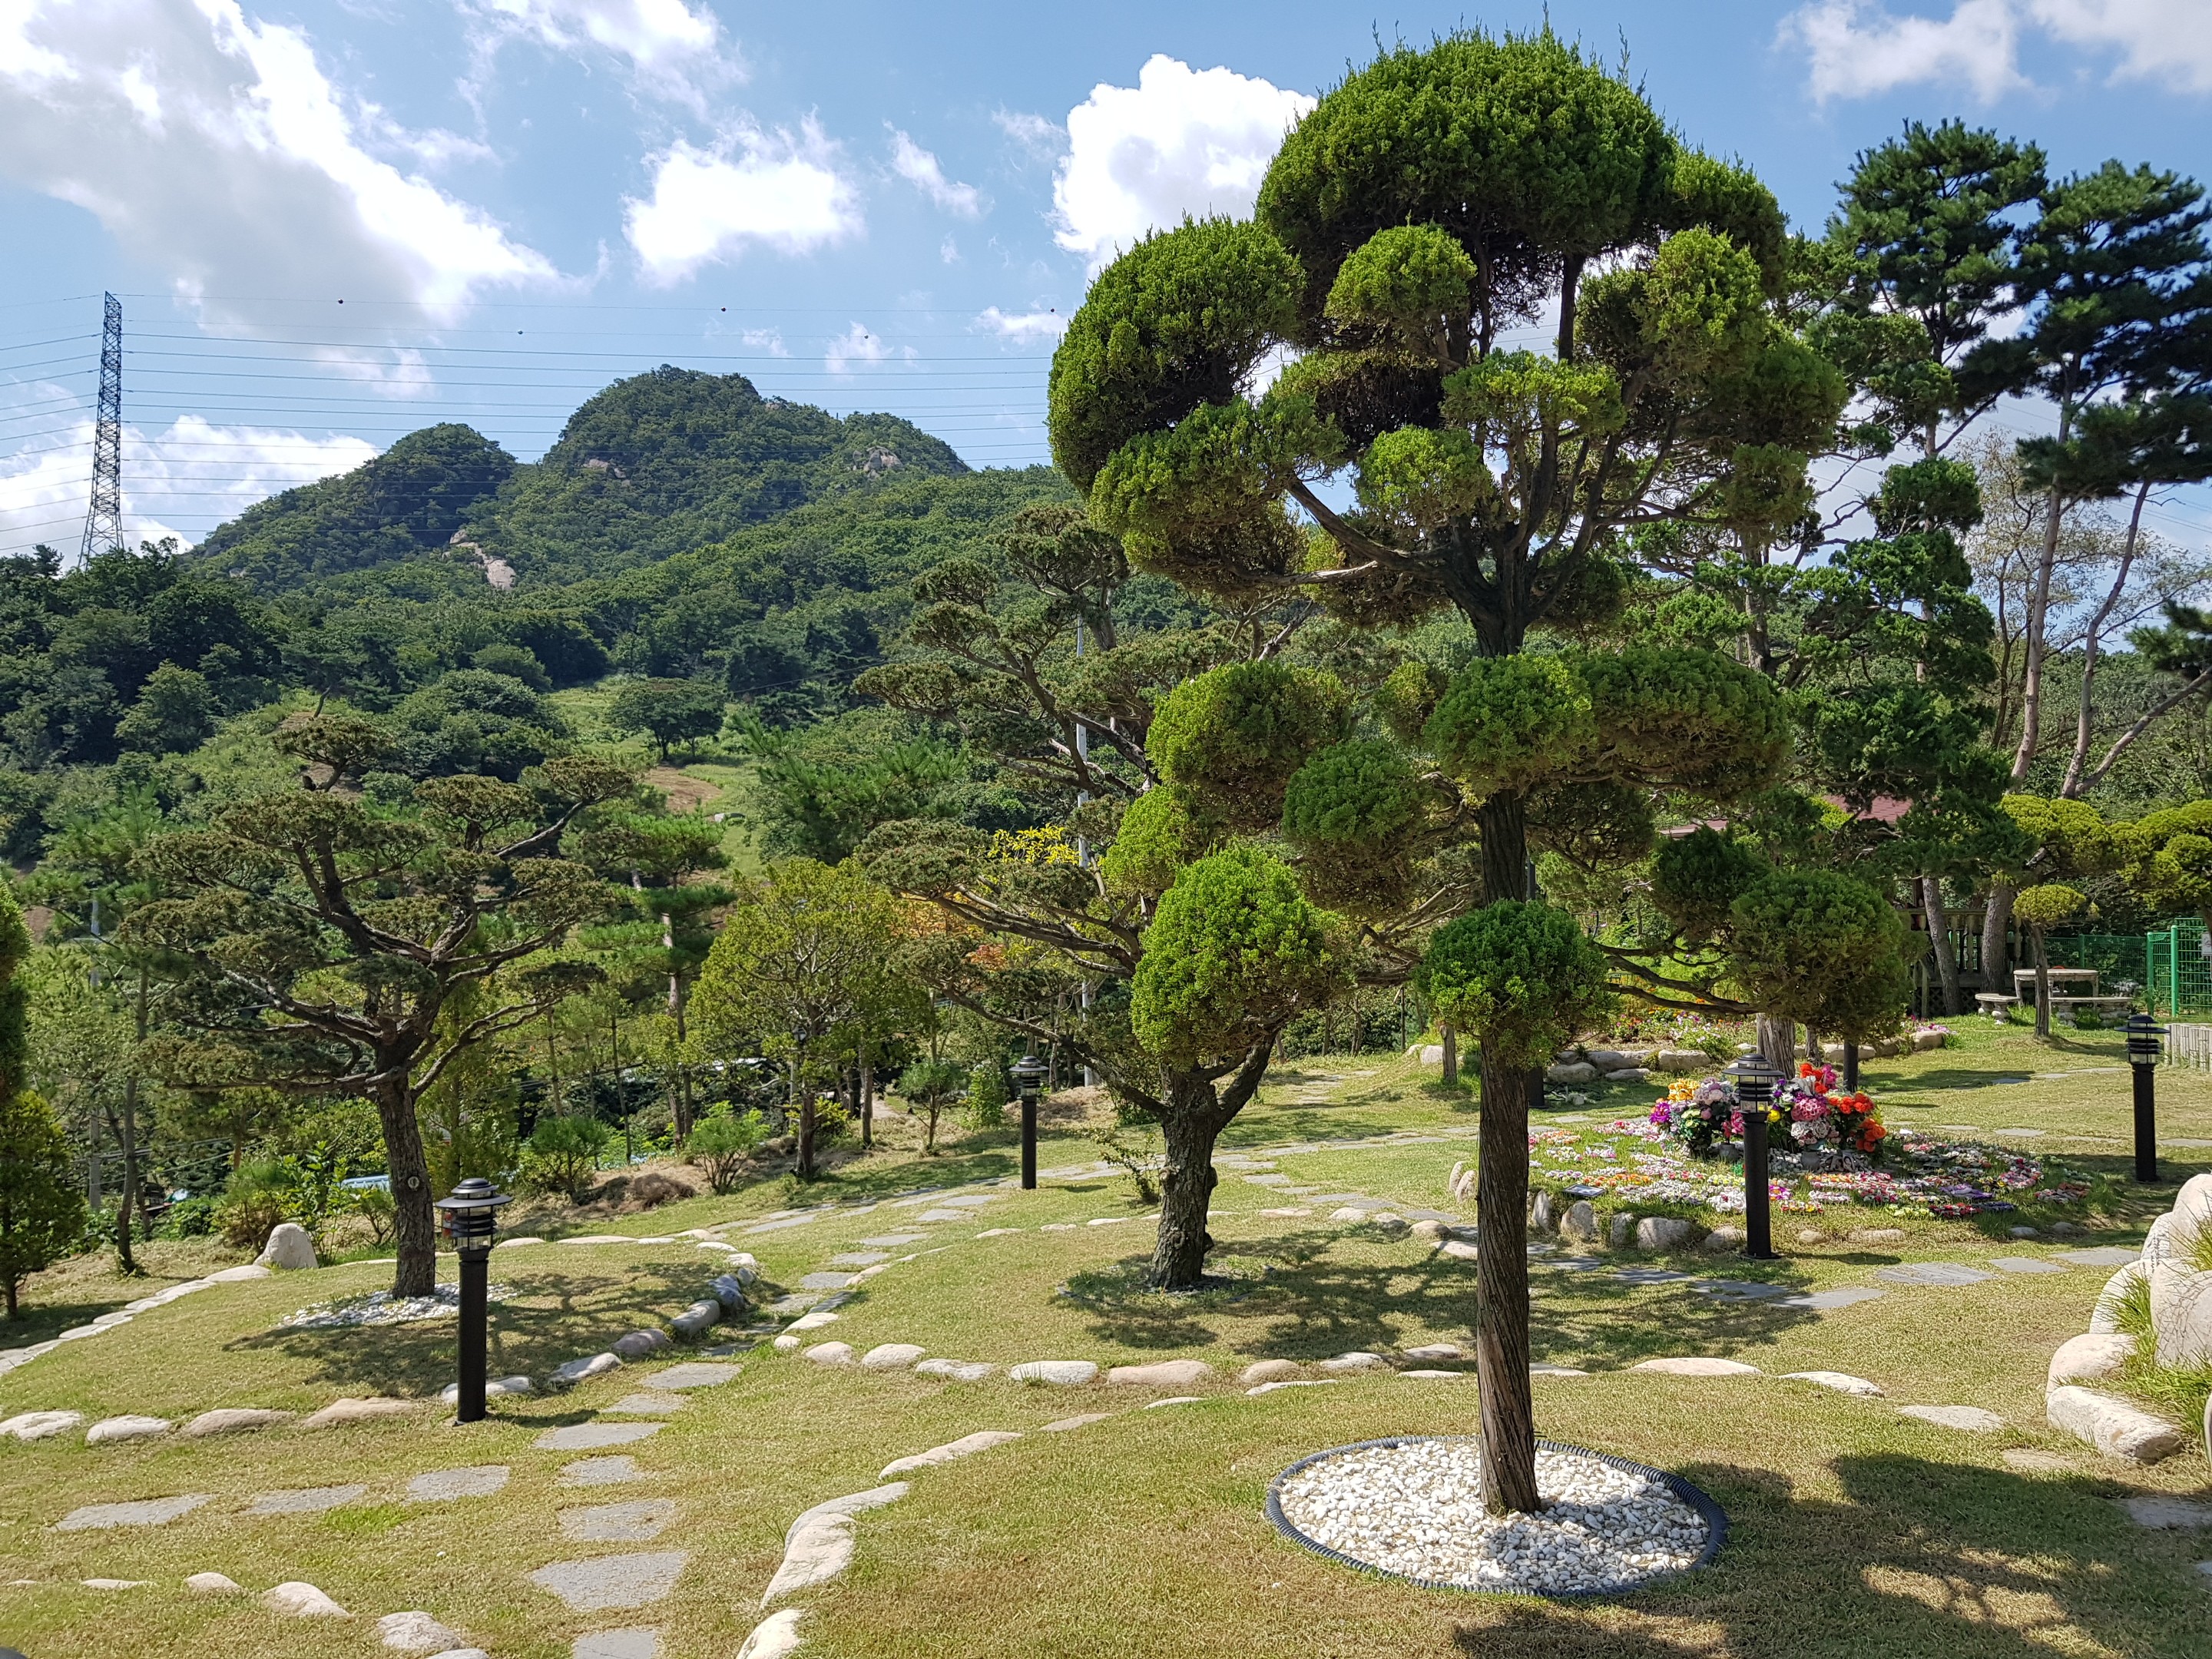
left=896, top=1057, right=965, bottom=1154
left=2012, top=884, right=2091, bottom=1034
left=2000, top=795, right=2118, bottom=1038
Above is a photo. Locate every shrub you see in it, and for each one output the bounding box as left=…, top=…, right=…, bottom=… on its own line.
left=217, top=1158, right=294, bottom=1250
left=685, top=1109, right=769, bottom=1194
left=963, top=1063, right=1008, bottom=1129
left=156, top=1195, right=220, bottom=1240
left=521, top=1114, right=613, bottom=1201
left=896, top=1058, right=965, bottom=1154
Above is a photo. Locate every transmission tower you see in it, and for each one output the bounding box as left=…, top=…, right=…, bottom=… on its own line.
left=79, top=292, right=123, bottom=561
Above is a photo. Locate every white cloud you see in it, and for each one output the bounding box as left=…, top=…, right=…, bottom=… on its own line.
left=0, top=0, right=558, bottom=335
left=993, top=108, right=1061, bottom=157
left=887, top=127, right=982, bottom=218
left=465, top=0, right=735, bottom=108
left=0, top=403, right=376, bottom=554
left=977, top=306, right=1068, bottom=343
left=625, top=121, right=862, bottom=284
left=824, top=321, right=914, bottom=376
left=740, top=327, right=788, bottom=356
left=1051, top=55, right=1314, bottom=270
left=1780, top=0, right=2212, bottom=101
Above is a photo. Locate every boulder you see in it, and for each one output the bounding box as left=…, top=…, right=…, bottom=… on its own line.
left=264, top=1581, right=349, bottom=1618
left=1635, top=1217, right=1698, bottom=1252
left=1445, top=1161, right=1465, bottom=1199
left=1604, top=1068, right=1651, bottom=1083
left=85, top=1415, right=172, bottom=1445
left=1106, top=1359, right=1212, bottom=1388
left=737, top=1609, right=809, bottom=1659
left=377, top=1611, right=467, bottom=1653
left=1912, top=1028, right=1946, bottom=1051
left=1652, top=1048, right=1710, bottom=1073
left=2048, top=1333, right=2136, bottom=1389
left=2172, top=1171, right=2212, bottom=1243
left=1783, top=1371, right=1884, bottom=1396
left=710, top=1274, right=750, bottom=1313
left=0, top=1409, right=82, bottom=1441
left=2046, top=1385, right=2186, bottom=1464
left=624, top=1170, right=695, bottom=1208
left=182, top=1408, right=291, bottom=1438
left=1409, top=1219, right=1447, bottom=1244
left=255, top=1222, right=319, bottom=1271
left=1530, top=1191, right=1558, bottom=1233
left=803, top=1342, right=856, bottom=1366
left=301, top=1396, right=417, bottom=1429
left=612, top=1330, right=671, bottom=1359
left=1007, top=1359, right=1098, bottom=1385
left=1419, top=1045, right=1444, bottom=1065
left=1610, top=1214, right=1635, bottom=1248
left=670, top=1300, right=721, bottom=1338
left=1585, top=1049, right=1633, bottom=1073
left=1558, top=1201, right=1598, bottom=1243
left=1240, top=1359, right=1302, bottom=1384
left=552, top=1353, right=624, bottom=1386
left=2090, top=1262, right=2148, bottom=1333
left=1545, top=1061, right=1598, bottom=1086
left=860, top=1343, right=927, bottom=1371
left=185, top=1573, right=244, bottom=1596
left=2149, top=1259, right=2212, bottom=1369
left=1403, top=1343, right=1466, bottom=1362
left=1318, top=1351, right=1390, bottom=1373
left=1703, top=1226, right=1747, bottom=1255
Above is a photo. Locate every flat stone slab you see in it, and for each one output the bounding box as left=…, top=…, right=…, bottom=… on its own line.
left=881, top=1430, right=1022, bottom=1478
left=1694, top=1280, right=1793, bottom=1300
left=1615, top=1268, right=1697, bottom=1286
left=1039, top=1414, right=1112, bottom=1431
left=647, top=1363, right=740, bottom=1390
left=1783, top=1371, right=1885, bottom=1396
left=376, top=1609, right=465, bottom=1652
left=826, top=1253, right=889, bottom=1267
left=859, top=1233, right=929, bottom=1247
left=54, top=1495, right=210, bottom=1531
left=528, top=1551, right=690, bottom=1611
left=2058, top=1247, right=2144, bottom=1268
left=1776, top=1286, right=1889, bottom=1310
left=1008, top=1359, right=1098, bottom=1385
left=798, top=1273, right=859, bottom=1290
left=561, top=1456, right=647, bottom=1486
left=561, top=1499, right=679, bottom=1541
left=574, top=1630, right=662, bottom=1659
left=1898, top=1404, right=2006, bottom=1432
left=1876, top=1263, right=1995, bottom=1286
left=1631, top=1357, right=1762, bottom=1376
left=244, top=1484, right=368, bottom=1515
left=408, top=1465, right=511, bottom=1502
left=538, top=1422, right=664, bottom=1452
left=1988, top=1257, right=2069, bottom=1275
left=916, top=1209, right=972, bottom=1222
left=2121, top=1496, right=2212, bottom=1528
left=860, top=1343, right=927, bottom=1370
left=913, top=1358, right=995, bottom=1381
left=603, top=1393, right=687, bottom=1416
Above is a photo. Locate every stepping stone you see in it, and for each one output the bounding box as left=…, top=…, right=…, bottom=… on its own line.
left=408, top=1465, right=510, bottom=1501
left=975, top=1227, right=1024, bottom=1237
left=575, top=1631, right=662, bottom=1659
left=184, top=1408, right=291, bottom=1437
left=1530, top=1364, right=1590, bottom=1376
left=1260, top=1207, right=1313, bottom=1219
left=303, top=1396, right=418, bottom=1429
left=861, top=1343, right=927, bottom=1370
left=736, top=1609, right=808, bottom=1659
left=1616, top=1268, right=1696, bottom=1286
left=1989, top=1257, right=2068, bottom=1275
left=1248, top=1379, right=1339, bottom=1396
left=1876, top=1263, right=1994, bottom=1286
left=1106, top=1359, right=1211, bottom=1388
left=538, top=1422, right=664, bottom=1452
left=1008, top=1359, right=1098, bottom=1384
left=604, top=1393, right=687, bottom=1416
left=786, top=1308, right=842, bottom=1332
left=1038, top=1223, right=1078, bottom=1232
left=265, top=1581, right=348, bottom=1617
left=647, top=1363, right=739, bottom=1390
left=1317, top=1352, right=1389, bottom=1373
left=1400, top=1370, right=1468, bottom=1381
left=743, top=1217, right=823, bottom=1235
left=561, top=1457, right=647, bottom=1486
left=913, top=1358, right=995, bottom=1381
left=916, top=1209, right=971, bottom=1223
left=803, top=1342, right=856, bottom=1366
left=1039, top=1414, right=1111, bottom=1431
left=860, top=1233, right=929, bottom=1247
left=1783, top=1372, right=1885, bottom=1396
left=566, top=1235, right=640, bottom=1244
left=529, top=1551, right=690, bottom=1612
left=554, top=1354, right=623, bottom=1388
left=1898, top=1404, right=2005, bottom=1432
left=1631, top=1357, right=1762, bottom=1376
left=54, top=1495, right=210, bottom=1530
left=880, top=1430, right=1022, bottom=1478
left=1439, top=1240, right=1480, bottom=1261
left=1, top=1409, right=82, bottom=1441
left=85, top=1415, right=173, bottom=1445
left=2121, top=1496, right=2212, bottom=1528
left=186, top=1572, right=245, bottom=1595
left=799, top=1273, right=859, bottom=1291
left=244, top=1484, right=368, bottom=1515
left=561, top=1499, right=679, bottom=1542
left=2058, top=1247, right=2144, bottom=1268
left=1776, top=1287, right=1889, bottom=1310
left=827, top=1253, right=890, bottom=1267
left=378, top=1610, right=466, bottom=1652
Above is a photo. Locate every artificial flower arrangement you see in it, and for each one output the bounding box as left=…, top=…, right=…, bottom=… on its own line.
left=1649, top=1075, right=1743, bottom=1158
left=1650, top=1062, right=1887, bottom=1163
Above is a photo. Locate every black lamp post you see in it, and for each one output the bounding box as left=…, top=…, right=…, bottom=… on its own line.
left=433, top=1177, right=512, bottom=1423
left=1724, top=1052, right=1782, bottom=1260
left=1012, top=1052, right=1048, bottom=1190
left=2125, top=1010, right=2164, bottom=1184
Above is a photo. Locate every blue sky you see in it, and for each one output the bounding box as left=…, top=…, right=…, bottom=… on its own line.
left=2, top=0, right=2209, bottom=557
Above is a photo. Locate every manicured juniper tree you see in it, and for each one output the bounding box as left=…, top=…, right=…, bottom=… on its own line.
left=1997, top=795, right=2118, bottom=1038
left=124, top=718, right=631, bottom=1296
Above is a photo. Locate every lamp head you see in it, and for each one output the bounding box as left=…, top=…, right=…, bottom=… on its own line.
left=1010, top=1053, right=1048, bottom=1101
left=2124, top=1008, right=2164, bottom=1063
left=1722, top=1051, right=1782, bottom=1100
left=434, top=1176, right=512, bottom=1253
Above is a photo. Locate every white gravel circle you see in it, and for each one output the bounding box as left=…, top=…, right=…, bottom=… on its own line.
left=1273, top=1439, right=1712, bottom=1594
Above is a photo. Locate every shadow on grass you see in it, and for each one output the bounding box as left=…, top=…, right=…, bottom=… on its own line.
left=1055, top=1232, right=1826, bottom=1366
left=1442, top=1455, right=2185, bottom=1657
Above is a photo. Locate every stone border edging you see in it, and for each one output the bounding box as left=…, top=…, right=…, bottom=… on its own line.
left=1263, top=1435, right=1728, bottom=1601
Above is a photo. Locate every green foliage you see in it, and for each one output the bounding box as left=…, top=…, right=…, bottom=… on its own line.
left=1354, top=426, right=1495, bottom=529
left=1325, top=225, right=1480, bottom=343
left=387, top=668, right=570, bottom=780
left=2114, top=800, right=2212, bottom=922
left=1147, top=661, right=1351, bottom=829
left=896, top=1057, right=965, bottom=1153
left=2004, top=794, right=2118, bottom=883
left=114, top=662, right=217, bottom=755
left=1649, top=827, right=1766, bottom=942
left=0, top=1088, right=83, bottom=1316
left=962, top=1061, right=1008, bottom=1129
left=685, top=1107, right=770, bottom=1194
left=1425, top=654, right=1594, bottom=796
left=1724, top=869, right=1916, bottom=1038
left=1129, top=846, right=1346, bottom=1068
left=1280, top=738, right=1429, bottom=916
left=1664, top=151, right=1789, bottom=290
left=1416, top=900, right=1617, bottom=1070
left=1099, top=786, right=1218, bottom=898
left=522, top=1114, right=613, bottom=1200
left=606, top=677, right=725, bottom=762
left=2012, top=882, right=2089, bottom=929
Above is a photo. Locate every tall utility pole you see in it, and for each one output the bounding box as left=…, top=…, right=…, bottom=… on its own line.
left=79, top=292, right=123, bottom=562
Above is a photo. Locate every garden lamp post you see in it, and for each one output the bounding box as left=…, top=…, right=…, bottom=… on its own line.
left=1724, top=1053, right=1782, bottom=1260
left=2125, top=1011, right=2164, bottom=1184
left=434, top=1177, right=512, bottom=1423
left=1012, top=1052, right=1048, bottom=1190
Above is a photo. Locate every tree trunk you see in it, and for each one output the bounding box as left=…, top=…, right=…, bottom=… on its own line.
left=1441, top=1024, right=1458, bottom=1086
left=114, top=965, right=151, bottom=1273
left=859, top=1043, right=873, bottom=1151
left=374, top=1075, right=439, bottom=1297
left=2012, top=409, right=2073, bottom=785
left=1473, top=1048, right=1541, bottom=1515
left=796, top=1090, right=818, bottom=1181
left=1922, top=876, right=1962, bottom=1016
left=2032, top=926, right=2052, bottom=1041
left=2061, top=479, right=2151, bottom=798
left=1982, top=881, right=2015, bottom=998
left=1147, top=1075, right=1227, bottom=1290
left=1756, top=1015, right=1799, bottom=1068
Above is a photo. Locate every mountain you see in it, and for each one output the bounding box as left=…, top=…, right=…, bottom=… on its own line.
left=191, top=367, right=972, bottom=594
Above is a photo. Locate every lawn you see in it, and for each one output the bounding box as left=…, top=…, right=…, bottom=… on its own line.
left=2, top=1021, right=2207, bottom=1657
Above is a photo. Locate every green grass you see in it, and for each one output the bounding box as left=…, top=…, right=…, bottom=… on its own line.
left=3, top=1027, right=2208, bottom=1656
